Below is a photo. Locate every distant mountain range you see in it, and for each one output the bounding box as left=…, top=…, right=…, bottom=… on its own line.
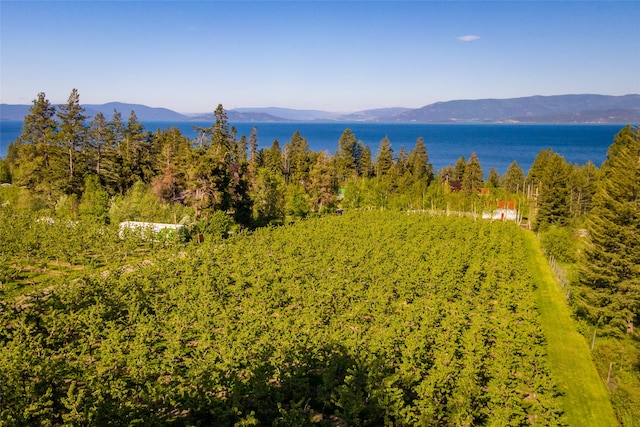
left=2, top=94, right=639, bottom=123
left=0, top=102, right=188, bottom=122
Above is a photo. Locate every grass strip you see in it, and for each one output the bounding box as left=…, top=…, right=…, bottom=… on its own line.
left=522, top=230, right=618, bottom=426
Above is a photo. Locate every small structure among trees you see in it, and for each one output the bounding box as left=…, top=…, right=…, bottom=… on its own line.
left=482, top=200, right=518, bottom=221
left=118, top=221, right=185, bottom=241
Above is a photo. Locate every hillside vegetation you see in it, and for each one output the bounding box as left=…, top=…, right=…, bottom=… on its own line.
left=1, top=211, right=569, bottom=425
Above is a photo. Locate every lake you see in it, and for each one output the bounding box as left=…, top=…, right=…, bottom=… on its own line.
left=0, top=120, right=625, bottom=175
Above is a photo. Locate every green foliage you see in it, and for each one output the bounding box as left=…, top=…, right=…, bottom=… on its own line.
left=357, top=143, right=373, bottom=178
left=576, top=125, right=640, bottom=336
left=0, top=159, right=11, bottom=183
left=0, top=185, right=49, bottom=213
left=375, top=136, right=394, bottom=176
left=79, top=174, right=110, bottom=223
left=462, top=152, right=484, bottom=191
left=284, top=131, right=312, bottom=184
left=453, top=156, right=466, bottom=182
left=262, top=139, right=283, bottom=174
left=534, top=152, right=571, bottom=232
left=335, top=128, right=359, bottom=181
left=486, top=166, right=500, bottom=188
left=569, top=160, right=599, bottom=217
left=251, top=167, right=285, bottom=225
left=54, top=193, right=79, bottom=220
left=285, top=184, right=311, bottom=218
left=501, top=160, right=526, bottom=194
left=56, top=88, right=89, bottom=194
left=527, top=148, right=553, bottom=191
left=197, top=209, right=232, bottom=241
left=109, top=180, right=193, bottom=224
left=406, top=136, right=433, bottom=184
left=590, top=337, right=640, bottom=426
left=540, top=225, right=576, bottom=263
left=524, top=232, right=618, bottom=427
left=308, top=152, right=337, bottom=213
left=8, top=92, right=60, bottom=197
left=0, top=211, right=566, bottom=425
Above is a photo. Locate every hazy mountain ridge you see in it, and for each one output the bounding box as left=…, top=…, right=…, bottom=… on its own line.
left=231, top=107, right=343, bottom=121
left=0, top=102, right=189, bottom=121
left=391, top=94, right=640, bottom=123
left=1, top=94, right=638, bottom=123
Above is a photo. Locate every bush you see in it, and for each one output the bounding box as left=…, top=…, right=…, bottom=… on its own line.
left=541, top=226, right=576, bottom=263
left=196, top=210, right=232, bottom=241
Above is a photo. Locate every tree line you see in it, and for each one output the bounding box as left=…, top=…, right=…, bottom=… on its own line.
left=0, top=89, right=603, bottom=229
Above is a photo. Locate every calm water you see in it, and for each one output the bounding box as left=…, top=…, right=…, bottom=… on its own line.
left=0, top=120, right=624, bottom=175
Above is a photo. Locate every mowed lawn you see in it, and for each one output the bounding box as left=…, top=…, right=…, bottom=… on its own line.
left=523, top=231, right=618, bottom=426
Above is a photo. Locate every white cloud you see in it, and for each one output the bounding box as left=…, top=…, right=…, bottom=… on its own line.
left=458, top=35, right=480, bottom=42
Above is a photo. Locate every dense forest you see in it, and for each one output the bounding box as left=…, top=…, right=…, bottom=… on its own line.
left=0, top=89, right=639, bottom=425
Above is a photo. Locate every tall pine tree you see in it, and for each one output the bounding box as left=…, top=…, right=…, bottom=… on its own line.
left=501, top=160, right=525, bottom=194
left=375, top=136, right=394, bottom=177
left=9, top=92, right=59, bottom=195
left=534, top=152, right=571, bottom=231
left=407, top=137, right=433, bottom=184
left=56, top=88, right=88, bottom=194
left=462, top=152, right=484, bottom=191
left=577, top=125, right=640, bottom=335
left=335, top=128, right=358, bottom=182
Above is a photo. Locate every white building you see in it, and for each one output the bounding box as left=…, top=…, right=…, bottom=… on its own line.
left=118, top=221, right=185, bottom=239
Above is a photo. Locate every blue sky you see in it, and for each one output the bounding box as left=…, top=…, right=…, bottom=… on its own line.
left=1, top=1, right=639, bottom=113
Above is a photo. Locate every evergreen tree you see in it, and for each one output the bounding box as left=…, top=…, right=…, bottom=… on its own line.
left=395, top=146, right=409, bottom=177
left=453, top=156, right=466, bottom=182
left=248, top=126, right=260, bottom=175
left=438, top=165, right=455, bottom=183
left=284, top=131, right=311, bottom=185
left=211, top=104, right=233, bottom=160
left=87, top=112, right=109, bottom=176
left=527, top=148, right=553, bottom=197
left=407, top=137, right=433, bottom=184
left=185, top=105, right=236, bottom=216
left=235, top=134, right=248, bottom=165
left=56, top=88, right=88, bottom=194
left=263, top=140, right=283, bottom=174
left=121, top=111, right=153, bottom=188
left=462, top=152, right=484, bottom=191
left=335, top=128, right=358, bottom=182
left=10, top=92, right=59, bottom=195
left=500, top=161, right=526, bottom=194
left=375, top=136, right=394, bottom=177
left=186, top=145, right=232, bottom=216
left=151, top=127, right=190, bottom=203
left=78, top=174, right=110, bottom=223
left=569, top=161, right=599, bottom=217
left=357, top=143, right=373, bottom=178
left=101, top=110, right=127, bottom=194
left=577, top=126, right=640, bottom=335
left=486, top=167, right=500, bottom=188
left=18, top=92, right=58, bottom=146
left=0, top=159, right=10, bottom=184
left=251, top=167, right=285, bottom=225
left=286, top=183, right=311, bottom=217
left=534, top=152, right=571, bottom=231
left=308, top=151, right=337, bottom=212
